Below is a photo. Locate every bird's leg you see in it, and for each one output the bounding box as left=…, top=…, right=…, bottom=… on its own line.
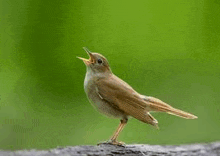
left=97, top=118, right=128, bottom=146
left=110, top=118, right=128, bottom=145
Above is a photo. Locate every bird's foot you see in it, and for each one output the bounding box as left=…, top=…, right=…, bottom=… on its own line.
left=97, top=140, right=125, bottom=147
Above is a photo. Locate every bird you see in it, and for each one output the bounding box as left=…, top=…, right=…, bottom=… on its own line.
left=78, top=47, right=198, bottom=145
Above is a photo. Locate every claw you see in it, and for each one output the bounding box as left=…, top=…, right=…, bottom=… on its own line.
left=97, top=140, right=125, bottom=147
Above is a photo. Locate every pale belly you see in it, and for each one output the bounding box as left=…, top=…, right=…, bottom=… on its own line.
left=84, top=75, right=125, bottom=118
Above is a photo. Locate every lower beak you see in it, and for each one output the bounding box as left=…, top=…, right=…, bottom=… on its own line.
left=77, top=57, right=90, bottom=65
left=77, top=47, right=95, bottom=65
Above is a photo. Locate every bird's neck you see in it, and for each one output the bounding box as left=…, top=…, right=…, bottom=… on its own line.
left=86, top=67, right=112, bottom=79
left=84, top=67, right=112, bottom=91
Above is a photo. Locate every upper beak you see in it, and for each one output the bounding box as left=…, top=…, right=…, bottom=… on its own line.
left=77, top=47, right=95, bottom=65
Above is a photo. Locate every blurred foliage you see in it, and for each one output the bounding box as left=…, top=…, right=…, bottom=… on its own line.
left=1, top=0, right=220, bottom=150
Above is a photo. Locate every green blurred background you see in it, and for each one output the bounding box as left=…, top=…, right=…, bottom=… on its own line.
left=1, top=0, right=220, bottom=150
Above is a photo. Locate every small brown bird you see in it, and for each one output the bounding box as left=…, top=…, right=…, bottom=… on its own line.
left=78, top=47, right=197, bottom=145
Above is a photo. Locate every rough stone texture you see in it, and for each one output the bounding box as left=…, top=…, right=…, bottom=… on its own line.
left=0, top=142, right=220, bottom=156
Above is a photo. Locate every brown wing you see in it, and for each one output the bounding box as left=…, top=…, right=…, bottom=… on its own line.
left=95, top=74, right=158, bottom=126
left=96, top=74, right=197, bottom=123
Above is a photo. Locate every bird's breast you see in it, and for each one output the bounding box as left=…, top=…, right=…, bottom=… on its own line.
left=83, top=72, right=125, bottom=118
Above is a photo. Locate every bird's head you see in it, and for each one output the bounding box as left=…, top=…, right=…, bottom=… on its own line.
left=78, top=47, right=112, bottom=74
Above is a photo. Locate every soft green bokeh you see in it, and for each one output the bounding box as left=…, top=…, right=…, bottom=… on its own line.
left=1, top=0, right=220, bottom=150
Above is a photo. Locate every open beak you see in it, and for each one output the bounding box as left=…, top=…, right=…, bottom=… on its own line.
left=77, top=47, right=95, bottom=66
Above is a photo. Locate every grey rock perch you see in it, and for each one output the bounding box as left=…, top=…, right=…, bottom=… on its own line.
left=0, top=142, right=220, bottom=156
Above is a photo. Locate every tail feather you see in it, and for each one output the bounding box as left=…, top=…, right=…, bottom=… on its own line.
left=166, top=108, right=197, bottom=119
left=150, top=103, right=197, bottom=119
left=142, top=95, right=198, bottom=119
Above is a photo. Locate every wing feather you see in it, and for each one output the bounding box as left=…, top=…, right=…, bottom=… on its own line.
left=95, top=74, right=197, bottom=126
left=96, top=75, right=157, bottom=126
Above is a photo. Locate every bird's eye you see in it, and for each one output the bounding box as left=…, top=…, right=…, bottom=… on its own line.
left=97, top=59, right=102, bottom=64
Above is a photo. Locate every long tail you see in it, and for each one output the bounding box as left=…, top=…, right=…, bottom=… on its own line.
left=142, top=95, right=198, bottom=119
left=166, top=107, right=197, bottom=119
